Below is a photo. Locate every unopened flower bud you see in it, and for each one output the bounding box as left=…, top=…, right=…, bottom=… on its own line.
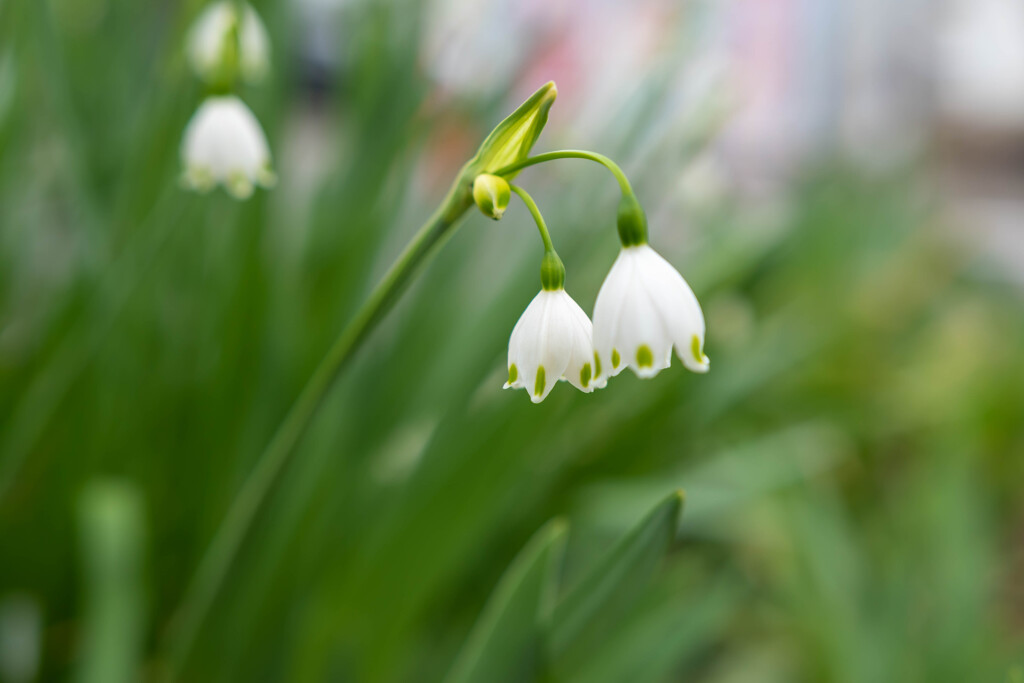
left=467, top=81, right=557, bottom=177
left=472, top=174, right=511, bottom=220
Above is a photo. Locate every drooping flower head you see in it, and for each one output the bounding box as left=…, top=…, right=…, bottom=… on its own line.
left=187, top=1, right=271, bottom=87
left=180, top=95, right=276, bottom=200
left=592, top=244, right=708, bottom=382
left=501, top=190, right=597, bottom=404
left=591, top=195, right=709, bottom=383
left=505, top=287, right=597, bottom=403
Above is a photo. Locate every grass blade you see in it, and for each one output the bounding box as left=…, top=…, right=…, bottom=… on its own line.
left=75, top=481, right=145, bottom=683
left=548, top=491, right=684, bottom=674
left=445, top=519, right=567, bottom=683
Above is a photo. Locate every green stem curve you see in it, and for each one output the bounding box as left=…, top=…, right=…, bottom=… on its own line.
left=162, top=178, right=474, bottom=679
left=509, top=184, right=565, bottom=291
left=508, top=184, right=554, bottom=252
left=494, top=150, right=635, bottom=196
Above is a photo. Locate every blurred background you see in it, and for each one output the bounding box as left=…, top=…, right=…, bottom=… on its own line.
left=1, top=0, right=1023, bottom=680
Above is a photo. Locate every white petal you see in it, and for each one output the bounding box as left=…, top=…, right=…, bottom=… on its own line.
left=636, top=245, right=709, bottom=373
left=505, top=291, right=555, bottom=399
left=187, top=2, right=270, bottom=85
left=181, top=96, right=274, bottom=200
left=592, top=249, right=635, bottom=381
left=528, top=293, right=573, bottom=403
left=555, top=291, right=597, bottom=393
left=610, top=253, right=673, bottom=379
left=187, top=3, right=233, bottom=78
left=572, top=300, right=604, bottom=389
left=504, top=291, right=543, bottom=389
left=239, top=5, right=272, bottom=82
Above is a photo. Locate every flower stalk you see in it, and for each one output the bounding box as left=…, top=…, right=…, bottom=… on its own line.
left=495, top=149, right=649, bottom=245
left=494, top=149, right=636, bottom=197
left=163, top=179, right=474, bottom=677
left=508, top=184, right=565, bottom=291
left=162, top=81, right=562, bottom=677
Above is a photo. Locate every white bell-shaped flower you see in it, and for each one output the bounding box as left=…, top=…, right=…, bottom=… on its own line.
left=181, top=95, right=276, bottom=200
left=187, top=1, right=271, bottom=85
left=504, top=288, right=598, bottom=403
left=592, top=244, right=709, bottom=383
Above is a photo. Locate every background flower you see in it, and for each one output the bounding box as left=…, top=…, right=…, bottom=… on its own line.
left=187, top=1, right=272, bottom=85
left=181, top=95, right=276, bottom=199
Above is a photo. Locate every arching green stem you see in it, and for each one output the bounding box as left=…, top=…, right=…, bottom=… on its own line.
left=495, top=150, right=635, bottom=197
left=499, top=151, right=648, bottom=247
left=162, top=177, right=474, bottom=679
left=509, top=184, right=565, bottom=291
left=509, top=184, right=554, bottom=252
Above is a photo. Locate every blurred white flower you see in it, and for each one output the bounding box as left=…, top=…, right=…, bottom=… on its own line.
left=181, top=95, right=276, bottom=200
left=187, top=1, right=271, bottom=85
left=938, top=0, right=1024, bottom=132
left=592, top=244, right=708, bottom=383
left=504, top=288, right=597, bottom=403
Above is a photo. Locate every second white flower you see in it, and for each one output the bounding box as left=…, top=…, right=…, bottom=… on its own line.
left=592, top=244, right=709, bottom=383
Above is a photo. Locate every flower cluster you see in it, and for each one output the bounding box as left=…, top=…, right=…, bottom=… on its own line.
left=505, top=243, right=709, bottom=404
left=180, top=1, right=276, bottom=200
left=472, top=136, right=709, bottom=404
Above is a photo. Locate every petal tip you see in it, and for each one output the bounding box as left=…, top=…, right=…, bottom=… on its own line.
left=685, top=335, right=710, bottom=373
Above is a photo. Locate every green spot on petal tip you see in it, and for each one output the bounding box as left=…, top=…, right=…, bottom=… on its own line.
left=580, top=363, right=592, bottom=388
left=691, top=335, right=706, bottom=364
left=534, top=366, right=546, bottom=398
left=508, top=364, right=518, bottom=384
left=636, top=345, right=653, bottom=368
left=611, top=349, right=620, bottom=369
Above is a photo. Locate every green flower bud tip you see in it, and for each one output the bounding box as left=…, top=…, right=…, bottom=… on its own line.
left=472, top=174, right=511, bottom=220
left=466, top=81, right=557, bottom=178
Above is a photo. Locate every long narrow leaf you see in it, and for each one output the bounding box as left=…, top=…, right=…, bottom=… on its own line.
left=444, top=518, right=568, bottom=683
left=548, top=491, right=684, bottom=675
left=74, top=481, right=145, bottom=683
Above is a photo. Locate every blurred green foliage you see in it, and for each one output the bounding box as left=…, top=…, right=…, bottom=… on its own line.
left=0, top=0, right=1023, bottom=682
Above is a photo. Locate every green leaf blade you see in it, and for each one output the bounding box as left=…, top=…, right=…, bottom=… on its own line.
left=548, top=491, right=684, bottom=675
left=444, top=518, right=568, bottom=683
